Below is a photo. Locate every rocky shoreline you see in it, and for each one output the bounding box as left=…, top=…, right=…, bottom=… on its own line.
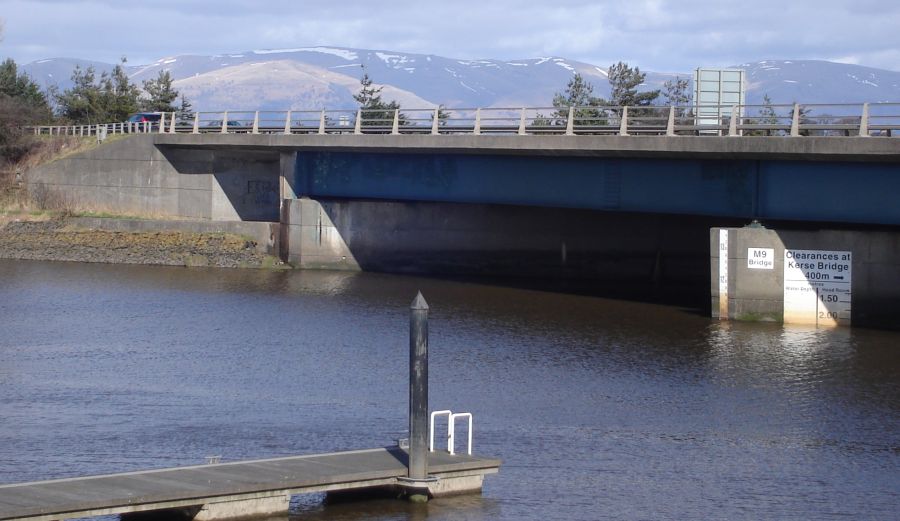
left=0, top=219, right=280, bottom=269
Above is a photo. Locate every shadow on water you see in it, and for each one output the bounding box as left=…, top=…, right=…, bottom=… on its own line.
left=284, top=494, right=501, bottom=521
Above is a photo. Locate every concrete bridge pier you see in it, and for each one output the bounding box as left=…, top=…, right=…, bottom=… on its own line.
left=712, top=225, right=900, bottom=328
left=279, top=197, right=359, bottom=269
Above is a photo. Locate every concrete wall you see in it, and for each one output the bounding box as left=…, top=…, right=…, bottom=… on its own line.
left=711, top=226, right=900, bottom=328
left=26, top=136, right=281, bottom=221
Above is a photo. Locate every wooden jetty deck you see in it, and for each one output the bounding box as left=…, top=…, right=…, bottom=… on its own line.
left=0, top=447, right=501, bottom=521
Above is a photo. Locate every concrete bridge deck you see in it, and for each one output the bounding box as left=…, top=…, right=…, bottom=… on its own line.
left=153, top=132, right=900, bottom=162
left=0, top=448, right=501, bottom=521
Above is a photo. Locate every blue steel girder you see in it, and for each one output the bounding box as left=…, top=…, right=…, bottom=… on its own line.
left=291, top=151, right=900, bottom=225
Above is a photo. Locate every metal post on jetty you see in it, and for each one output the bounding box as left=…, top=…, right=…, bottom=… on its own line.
left=398, top=291, right=438, bottom=502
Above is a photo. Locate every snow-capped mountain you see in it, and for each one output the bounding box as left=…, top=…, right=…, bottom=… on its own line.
left=740, top=60, right=900, bottom=105
left=20, top=47, right=900, bottom=112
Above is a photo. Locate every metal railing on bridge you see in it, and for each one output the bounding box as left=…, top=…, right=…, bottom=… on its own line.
left=28, top=102, right=900, bottom=138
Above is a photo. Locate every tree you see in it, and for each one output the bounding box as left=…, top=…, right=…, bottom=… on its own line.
left=660, top=76, right=692, bottom=126
left=788, top=102, right=814, bottom=136
left=551, top=73, right=604, bottom=126
left=177, top=93, right=194, bottom=121
left=141, top=70, right=179, bottom=113
left=104, top=58, right=140, bottom=121
left=0, top=59, right=51, bottom=115
left=0, top=59, right=53, bottom=164
left=55, top=57, right=140, bottom=123
left=606, top=61, right=660, bottom=107
left=353, top=67, right=404, bottom=127
left=53, top=65, right=101, bottom=123
left=430, top=104, right=451, bottom=127
left=662, top=76, right=691, bottom=107
left=749, top=94, right=780, bottom=136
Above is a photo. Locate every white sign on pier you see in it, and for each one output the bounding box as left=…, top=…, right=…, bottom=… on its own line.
left=783, top=249, right=852, bottom=326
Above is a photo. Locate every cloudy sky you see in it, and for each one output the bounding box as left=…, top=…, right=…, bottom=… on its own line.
left=2, top=0, right=899, bottom=72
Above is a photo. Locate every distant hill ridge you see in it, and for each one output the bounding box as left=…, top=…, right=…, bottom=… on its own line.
left=21, top=46, right=900, bottom=112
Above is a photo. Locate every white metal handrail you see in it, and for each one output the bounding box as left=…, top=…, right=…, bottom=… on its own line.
left=429, top=410, right=452, bottom=452
left=429, top=409, right=474, bottom=455
left=448, top=412, right=473, bottom=456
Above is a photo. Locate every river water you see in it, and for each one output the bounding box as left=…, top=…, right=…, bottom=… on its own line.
left=0, top=260, right=898, bottom=520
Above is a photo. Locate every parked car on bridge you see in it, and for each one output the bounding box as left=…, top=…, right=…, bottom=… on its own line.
left=126, top=112, right=163, bottom=124
left=205, top=120, right=245, bottom=128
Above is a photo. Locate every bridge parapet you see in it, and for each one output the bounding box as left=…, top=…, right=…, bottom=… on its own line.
left=29, top=102, right=900, bottom=139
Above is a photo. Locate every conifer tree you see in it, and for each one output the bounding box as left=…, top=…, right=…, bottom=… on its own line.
left=353, top=67, right=404, bottom=127
left=0, top=59, right=51, bottom=114
left=55, top=57, right=140, bottom=123
left=606, top=61, right=660, bottom=107
left=142, top=70, right=179, bottom=113
left=662, top=77, right=691, bottom=106
left=0, top=58, right=53, bottom=162
left=103, top=58, right=140, bottom=121
left=551, top=72, right=604, bottom=126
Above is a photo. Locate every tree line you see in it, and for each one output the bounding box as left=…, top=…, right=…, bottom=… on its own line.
left=2, top=57, right=190, bottom=125
left=53, top=58, right=191, bottom=124
left=351, top=61, right=695, bottom=130
left=544, top=61, right=692, bottom=126
left=1, top=54, right=192, bottom=162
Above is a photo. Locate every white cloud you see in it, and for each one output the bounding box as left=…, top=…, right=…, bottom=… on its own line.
left=3, top=0, right=900, bottom=72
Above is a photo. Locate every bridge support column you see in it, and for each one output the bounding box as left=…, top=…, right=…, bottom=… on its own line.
left=280, top=198, right=360, bottom=270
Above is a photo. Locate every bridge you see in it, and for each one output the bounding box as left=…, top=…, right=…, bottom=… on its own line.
left=22, top=103, right=900, bottom=328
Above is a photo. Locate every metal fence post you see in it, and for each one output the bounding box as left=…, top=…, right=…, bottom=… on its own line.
left=565, top=106, right=574, bottom=136
left=619, top=106, right=629, bottom=136
left=192, top=113, right=200, bottom=134
left=391, top=109, right=400, bottom=135
left=253, top=111, right=260, bottom=134
left=159, top=113, right=166, bottom=134
left=518, top=108, right=527, bottom=135
left=221, top=111, right=228, bottom=134
left=790, top=103, right=800, bottom=137
left=859, top=103, right=869, bottom=137
left=729, top=105, right=739, bottom=136
left=170, top=113, right=177, bottom=134
left=284, top=110, right=292, bottom=135
left=666, top=106, right=676, bottom=136
left=432, top=108, right=440, bottom=135
left=318, top=110, right=326, bottom=135
left=408, top=292, right=429, bottom=482
left=473, top=108, right=481, bottom=135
